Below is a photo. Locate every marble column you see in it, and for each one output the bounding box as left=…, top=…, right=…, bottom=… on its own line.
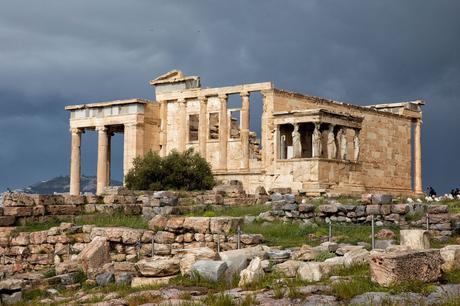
left=107, top=131, right=113, bottom=185
left=123, top=123, right=145, bottom=180
left=160, top=100, right=168, bottom=157
left=69, top=128, right=82, bottom=195
left=198, top=96, right=208, bottom=157
left=414, top=119, right=423, bottom=194
left=240, top=91, right=250, bottom=170
left=219, top=94, right=228, bottom=170
left=179, top=98, right=187, bottom=152
left=96, top=126, right=108, bottom=195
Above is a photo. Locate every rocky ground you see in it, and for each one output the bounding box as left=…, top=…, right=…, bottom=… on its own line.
left=1, top=190, right=460, bottom=305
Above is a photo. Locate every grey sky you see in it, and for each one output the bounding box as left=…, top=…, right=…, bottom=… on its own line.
left=0, top=1, right=459, bottom=193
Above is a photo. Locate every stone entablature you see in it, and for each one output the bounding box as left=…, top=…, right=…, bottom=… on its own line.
left=65, top=70, right=424, bottom=196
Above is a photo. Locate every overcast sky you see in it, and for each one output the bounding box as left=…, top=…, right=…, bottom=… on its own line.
left=0, top=1, right=459, bottom=193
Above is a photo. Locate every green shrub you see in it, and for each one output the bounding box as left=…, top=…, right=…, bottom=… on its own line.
left=125, top=149, right=215, bottom=191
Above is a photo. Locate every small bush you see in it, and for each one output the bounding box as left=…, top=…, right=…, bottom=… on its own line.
left=125, top=149, right=215, bottom=191
left=314, top=251, right=336, bottom=262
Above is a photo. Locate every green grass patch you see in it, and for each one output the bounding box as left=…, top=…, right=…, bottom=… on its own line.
left=74, top=213, right=149, bottom=229
left=170, top=271, right=239, bottom=292
left=442, top=269, right=460, bottom=284
left=187, top=204, right=270, bottom=218
left=17, top=218, right=62, bottom=232
left=314, top=251, right=336, bottom=262
left=242, top=220, right=394, bottom=248
left=405, top=211, right=424, bottom=222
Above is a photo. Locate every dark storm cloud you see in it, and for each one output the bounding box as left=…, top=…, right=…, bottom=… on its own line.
left=0, top=0, right=459, bottom=192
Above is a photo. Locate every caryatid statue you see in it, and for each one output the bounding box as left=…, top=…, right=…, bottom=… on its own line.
left=312, top=123, right=322, bottom=157
left=353, top=129, right=360, bottom=161
left=292, top=123, right=301, bottom=158
left=327, top=124, right=337, bottom=159
left=339, top=128, right=347, bottom=160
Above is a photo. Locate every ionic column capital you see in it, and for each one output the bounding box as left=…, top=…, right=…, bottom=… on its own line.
left=70, top=128, right=83, bottom=135
left=218, top=94, right=228, bottom=101
left=177, top=98, right=187, bottom=104
left=95, top=126, right=107, bottom=132
left=240, top=91, right=250, bottom=98
left=198, top=96, right=208, bottom=104
left=125, top=122, right=144, bottom=128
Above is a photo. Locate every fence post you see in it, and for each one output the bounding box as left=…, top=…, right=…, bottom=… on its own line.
left=371, top=215, right=375, bottom=250
left=237, top=225, right=241, bottom=250
left=426, top=213, right=430, bottom=231
left=151, top=237, right=155, bottom=257
left=217, top=235, right=221, bottom=253
left=328, top=223, right=332, bottom=243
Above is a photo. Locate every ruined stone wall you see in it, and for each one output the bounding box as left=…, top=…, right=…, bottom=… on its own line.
left=0, top=216, right=262, bottom=275
left=269, top=90, right=413, bottom=195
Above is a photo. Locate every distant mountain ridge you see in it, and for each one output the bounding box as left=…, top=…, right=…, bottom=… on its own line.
left=23, top=175, right=122, bottom=194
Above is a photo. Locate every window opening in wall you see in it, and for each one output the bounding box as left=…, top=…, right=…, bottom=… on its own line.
left=230, top=110, right=241, bottom=139
left=299, top=123, right=314, bottom=158
left=279, top=124, right=294, bottom=159
left=209, top=113, right=219, bottom=140
left=188, top=114, right=199, bottom=142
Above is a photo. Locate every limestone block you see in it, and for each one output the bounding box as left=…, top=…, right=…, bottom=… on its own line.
left=3, top=207, right=32, bottom=217
left=428, top=205, right=449, bottom=214
left=297, top=262, right=324, bottom=282
left=191, top=260, right=228, bottom=282
left=366, top=205, right=380, bottom=215
left=135, top=257, right=180, bottom=277
left=2, top=193, right=35, bottom=206
left=292, top=245, right=317, bottom=261
left=154, top=231, right=175, bottom=244
left=78, top=236, right=111, bottom=275
left=380, top=205, right=391, bottom=215
left=440, top=245, right=460, bottom=272
left=165, top=217, right=184, bottom=231
left=343, top=249, right=369, bottom=267
left=1, top=291, right=22, bottom=305
left=274, top=260, right=303, bottom=277
left=177, top=247, right=217, bottom=275
left=319, top=205, right=338, bottom=214
left=121, top=229, right=143, bottom=244
left=238, top=257, right=265, bottom=287
left=209, top=217, right=242, bottom=235
left=0, top=216, right=15, bottom=227
left=240, top=234, right=263, bottom=245
left=371, top=194, right=393, bottom=205
left=400, top=230, right=430, bottom=250
left=183, top=217, right=210, bottom=234
left=63, top=195, right=86, bottom=205
left=46, top=205, right=81, bottom=215
left=131, top=276, right=174, bottom=288
left=148, top=215, right=167, bottom=230
left=298, top=204, right=315, bottom=213
left=370, top=249, right=443, bottom=286
left=10, top=232, right=29, bottom=246
left=219, top=245, right=267, bottom=276
left=391, top=204, right=409, bottom=214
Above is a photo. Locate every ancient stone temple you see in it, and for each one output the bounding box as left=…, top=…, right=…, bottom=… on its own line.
left=66, top=70, right=424, bottom=196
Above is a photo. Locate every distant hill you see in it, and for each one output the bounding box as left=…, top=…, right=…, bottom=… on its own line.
left=23, top=175, right=122, bottom=194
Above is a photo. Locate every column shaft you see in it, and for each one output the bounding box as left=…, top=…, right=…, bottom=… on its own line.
left=179, top=99, right=187, bottom=152
left=69, top=128, right=82, bottom=195
left=107, top=132, right=112, bottom=185
left=198, top=96, right=208, bottom=157
left=96, top=126, right=108, bottom=195
left=219, top=94, right=228, bottom=170
left=240, top=91, right=250, bottom=170
left=414, top=119, right=423, bottom=194
left=160, top=100, right=168, bottom=157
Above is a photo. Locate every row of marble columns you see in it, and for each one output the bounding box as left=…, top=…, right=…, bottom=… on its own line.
left=70, top=123, right=142, bottom=195
left=162, top=91, right=251, bottom=171
left=284, top=123, right=361, bottom=161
